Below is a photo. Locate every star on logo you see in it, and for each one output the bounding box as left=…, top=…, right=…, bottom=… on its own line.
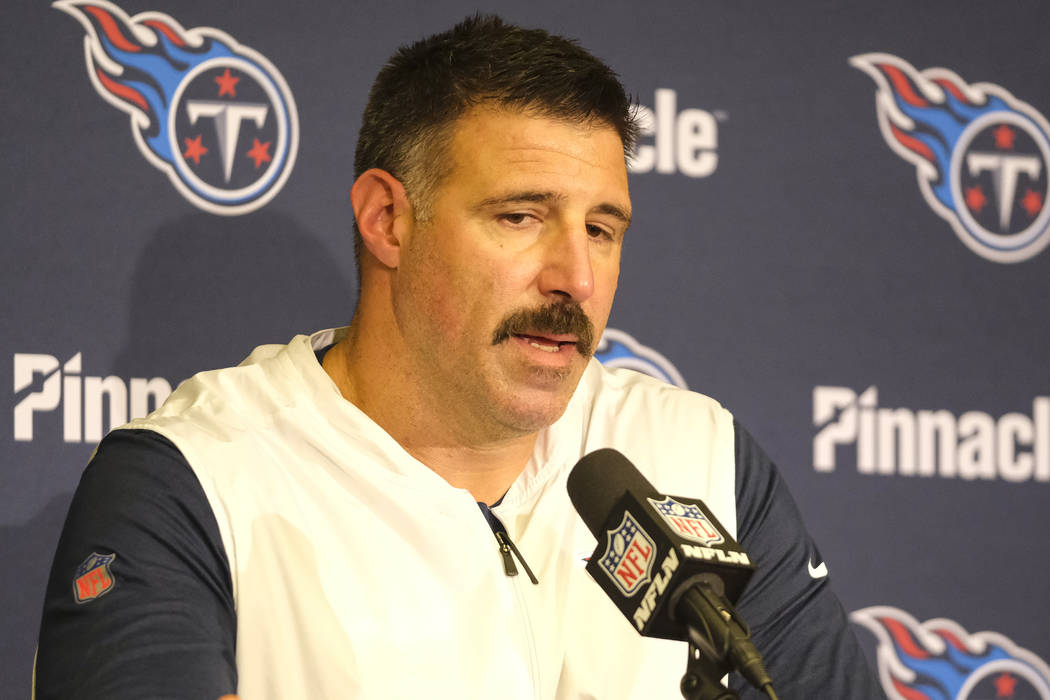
left=246, top=138, right=272, bottom=169
left=994, top=671, right=1018, bottom=697
left=214, top=67, right=240, bottom=97
left=994, top=124, right=1017, bottom=150
left=965, top=184, right=988, bottom=214
left=182, top=134, right=208, bottom=165
left=1021, top=188, right=1044, bottom=218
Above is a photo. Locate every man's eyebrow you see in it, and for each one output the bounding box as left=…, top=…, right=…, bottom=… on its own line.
left=474, top=191, right=632, bottom=227
left=593, top=202, right=632, bottom=227
left=474, top=191, right=563, bottom=210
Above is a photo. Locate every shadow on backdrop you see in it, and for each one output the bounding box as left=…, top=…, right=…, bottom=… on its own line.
left=113, top=209, right=356, bottom=382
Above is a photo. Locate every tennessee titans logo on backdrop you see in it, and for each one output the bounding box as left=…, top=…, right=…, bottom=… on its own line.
left=852, top=606, right=1050, bottom=699
left=598, top=511, right=657, bottom=596
left=55, top=1, right=299, bottom=215
left=595, top=328, right=688, bottom=389
left=852, top=54, right=1050, bottom=263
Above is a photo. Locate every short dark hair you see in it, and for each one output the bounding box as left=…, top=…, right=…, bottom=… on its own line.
left=352, top=14, right=637, bottom=268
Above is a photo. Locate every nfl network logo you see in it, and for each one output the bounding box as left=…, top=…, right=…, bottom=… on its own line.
left=598, top=511, right=657, bottom=596
left=648, top=496, right=724, bottom=546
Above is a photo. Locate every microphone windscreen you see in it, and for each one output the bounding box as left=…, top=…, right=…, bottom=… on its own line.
left=567, top=448, right=659, bottom=539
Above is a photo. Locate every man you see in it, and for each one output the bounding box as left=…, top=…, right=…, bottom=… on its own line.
left=36, top=15, right=883, bottom=699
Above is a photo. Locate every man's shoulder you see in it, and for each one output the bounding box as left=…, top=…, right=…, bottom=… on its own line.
left=570, top=359, right=739, bottom=532
left=127, top=332, right=325, bottom=433
left=582, top=358, right=731, bottom=422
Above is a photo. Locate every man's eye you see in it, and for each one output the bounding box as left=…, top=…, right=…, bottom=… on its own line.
left=587, top=224, right=613, bottom=240
left=500, top=212, right=536, bottom=226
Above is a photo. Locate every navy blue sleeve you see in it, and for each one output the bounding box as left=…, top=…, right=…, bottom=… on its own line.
left=35, top=429, right=237, bottom=700
left=728, top=421, right=885, bottom=699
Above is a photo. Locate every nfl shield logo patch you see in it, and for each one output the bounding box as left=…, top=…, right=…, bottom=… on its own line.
left=73, top=552, right=117, bottom=604
left=648, top=496, right=725, bottom=545
left=598, top=512, right=657, bottom=596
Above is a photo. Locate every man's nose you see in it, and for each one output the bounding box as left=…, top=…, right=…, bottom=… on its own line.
left=537, top=224, right=595, bottom=304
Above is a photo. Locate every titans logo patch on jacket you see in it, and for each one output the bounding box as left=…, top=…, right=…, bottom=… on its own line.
left=55, top=0, right=299, bottom=215
left=852, top=53, right=1050, bottom=264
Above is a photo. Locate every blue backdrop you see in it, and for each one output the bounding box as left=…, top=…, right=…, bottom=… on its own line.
left=4, top=2, right=1049, bottom=697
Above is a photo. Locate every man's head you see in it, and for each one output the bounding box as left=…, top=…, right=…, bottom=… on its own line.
left=347, top=18, right=636, bottom=441
left=352, top=14, right=638, bottom=269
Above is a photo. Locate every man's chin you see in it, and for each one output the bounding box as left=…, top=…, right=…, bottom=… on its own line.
left=492, top=364, right=585, bottom=433
left=522, top=363, right=574, bottom=385
left=495, top=397, right=574, bottom=436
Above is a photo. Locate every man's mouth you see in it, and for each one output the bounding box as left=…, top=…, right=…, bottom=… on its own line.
left=492, top=303, right=595, bottom=357
left=513, top=333, right=578, bottom=353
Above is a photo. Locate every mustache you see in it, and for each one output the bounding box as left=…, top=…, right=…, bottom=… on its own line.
left=491, top=303, right=596, bottom=357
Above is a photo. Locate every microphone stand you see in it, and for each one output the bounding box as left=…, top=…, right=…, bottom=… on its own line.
left=674, top=580, right=742, bottom=700
left=679, top=638, right=739, bottom=700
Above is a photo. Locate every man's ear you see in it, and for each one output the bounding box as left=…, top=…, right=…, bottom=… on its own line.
left=350, top=168, right=413, bottom=269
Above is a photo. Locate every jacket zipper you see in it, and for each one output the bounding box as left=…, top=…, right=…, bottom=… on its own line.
left=479, top=503, right=538, bottom=584
left=478, top=502, right=542, bottom=699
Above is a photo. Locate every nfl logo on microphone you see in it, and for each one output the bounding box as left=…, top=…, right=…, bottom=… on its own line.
left=598, top=512, right=657, bottom=596
left=649, top=496, right=725, bottom=546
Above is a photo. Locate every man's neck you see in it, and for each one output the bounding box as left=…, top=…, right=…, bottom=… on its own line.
left=322, top=327, right=537, bottom=505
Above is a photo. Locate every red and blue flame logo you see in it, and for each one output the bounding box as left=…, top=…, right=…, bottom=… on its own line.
left=55, top=1, right=298, bottom=215
left=852, top=606, right=1050, bottom=699
left=852, top=54, right=1050, bottom=263
left=595, top=328, right=688, bottom=389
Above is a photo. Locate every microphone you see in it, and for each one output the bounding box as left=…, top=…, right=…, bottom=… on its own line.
left=567, top=448, right=774, bottom=696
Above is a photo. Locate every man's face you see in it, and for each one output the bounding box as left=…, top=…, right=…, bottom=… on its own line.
left=392, top=107, right=631, bottom=439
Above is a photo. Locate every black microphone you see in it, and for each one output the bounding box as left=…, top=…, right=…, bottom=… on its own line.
left=567, top=448, right=774, bottom=696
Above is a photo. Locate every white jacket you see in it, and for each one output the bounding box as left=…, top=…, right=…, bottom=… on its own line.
left=126, top=327, right=738, bottom=699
